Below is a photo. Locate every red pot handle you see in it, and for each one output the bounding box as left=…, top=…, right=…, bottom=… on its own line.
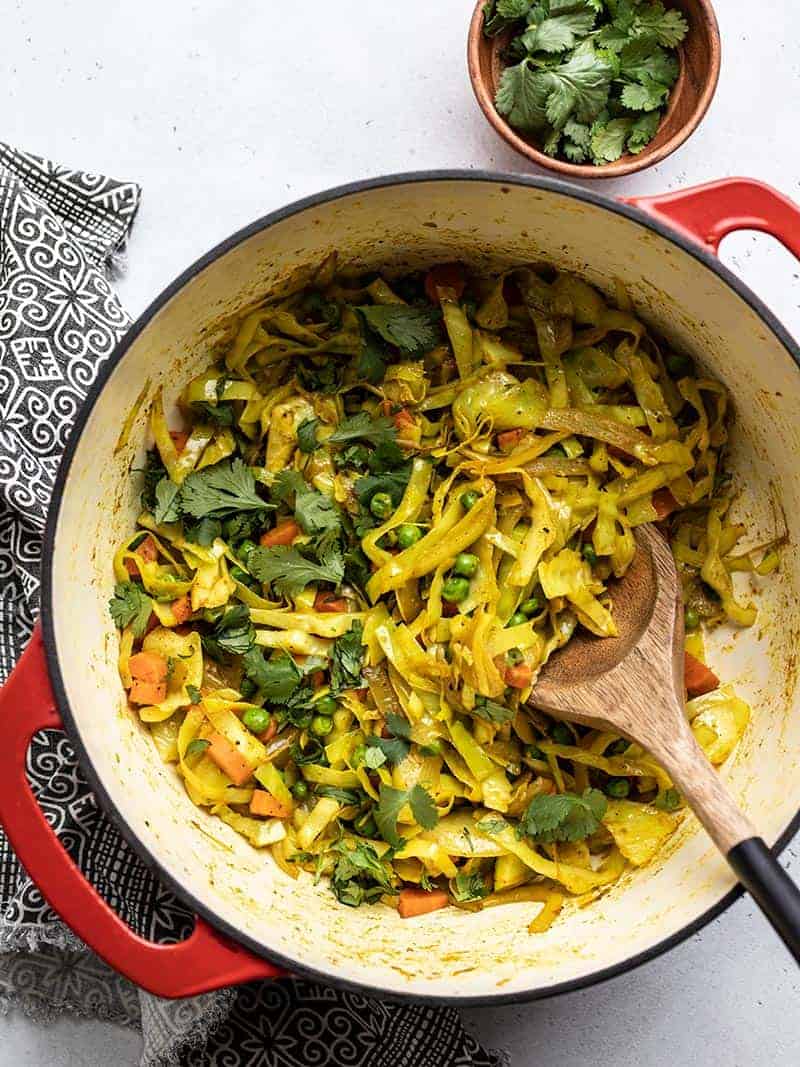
left=625, top=178, right=800, bottom=259
left=0, top=624, right=283, bottom=998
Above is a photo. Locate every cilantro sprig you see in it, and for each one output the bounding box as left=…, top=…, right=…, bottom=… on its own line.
left=374, top=783, right=439, bottom=848
left=248, top=541, right=345, bottom=599
left=108, top=581, right=153, bottom=636
left=518, top=787, right=608, bottom=843
left=486, top=0, right=688, bottom=165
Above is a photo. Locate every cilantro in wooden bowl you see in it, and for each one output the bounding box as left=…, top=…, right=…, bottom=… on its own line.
left=467, top=0, right=720, bottom=178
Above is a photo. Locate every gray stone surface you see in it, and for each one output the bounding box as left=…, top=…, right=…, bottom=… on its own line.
left=2, top=0, right=799, bottom=1062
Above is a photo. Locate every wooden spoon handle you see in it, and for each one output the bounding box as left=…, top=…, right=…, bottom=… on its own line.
left=654, top=714, right=800, bottom=962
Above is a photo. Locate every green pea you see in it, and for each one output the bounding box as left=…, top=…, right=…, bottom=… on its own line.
left=291, top=779, right=309, bottom=800
left=370, top=492, right=394, bottom=519
left=238, top=539, right=258, bottom=564
left=507, top=612, right=528, bottom=628
left=506, top=647, right=523, bottom=665
left=229, top=565, right=253, bottom=586
left=351, top=743, right=367, bottom=768
left=442, top=576, right=470, bottom=603
left=460, top=490, right=480, bottom=511
left=310, top=714, right=334, bottom=737
left=582, top=543, right=598, bottom=566
left=524, top=744, right=545, bottom=761
left=654, top=787, right=681, bottom=811
left=397, top=524, right=422, bottom=550
left=242, top=707, right=271, bottom=734
left=353, top=811, right=377, bottom=837
left=520, top=597, right=540, bottom=616
left=420, top=740, right=443, bottom=756
left=605, top=777, right=630, bottom=798
left=666, top=353, right=692, bottom=377
left=315, top=694, right=338, bottom=717
left=551, top=722, right=573, bottom=746
left=453, top=552, right=479, bottom=578
left=684, top=607, right=700, bottom=632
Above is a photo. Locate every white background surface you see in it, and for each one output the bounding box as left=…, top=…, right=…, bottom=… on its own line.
left=2, top=0, right=800, bottom=1063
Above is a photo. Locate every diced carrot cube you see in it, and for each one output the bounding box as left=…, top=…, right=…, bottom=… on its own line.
left=169, top=430, right=190, bottom=454
left=249, top=789, right=291, bottom=819
left=505, top=663, right=533, bottom=689
left=314, top=591, right=348, bottom=613
left=170, top=594, right=192, bottom=624
left=652, top=488, right=679, bottom=520
left=207, top=732, right=253, bottom=786
left=260, top=519, right=300, bottom=547
left=398, top=888, right=449, bottom=918
left=685, top=651, right=719, bottom=697
left=129, top=651, right=168, bottom=684
left=424, top=263, right=466, bottom=303
left=125, top=534, right=158, bottom=577
left=129, top=679, right=168, bottom=705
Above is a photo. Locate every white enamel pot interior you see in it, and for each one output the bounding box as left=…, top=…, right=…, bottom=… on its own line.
left=42, top=173, right=800, bottom=1003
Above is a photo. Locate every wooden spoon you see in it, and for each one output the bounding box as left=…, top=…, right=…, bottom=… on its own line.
left=530, top=522, right=800, bottom=960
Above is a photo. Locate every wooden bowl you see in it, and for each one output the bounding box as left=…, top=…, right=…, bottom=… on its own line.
left=467, top=0, right=721, bottom=179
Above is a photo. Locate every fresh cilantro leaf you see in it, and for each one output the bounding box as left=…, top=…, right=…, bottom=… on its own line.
left=354, top=464, right=412, bottom=508
left=618, top=38, right=678, bottom=85
left=542, top=126, right=561, bottom=156
left=368, top=438, right=407, bottom=473
left=563, top=138, right=588, bottom=162
left=108, top=582, right=153, bottom=637
left=521, top=2, right=596, bottom=53
left=564, top=118, right=591, bottom=146
left=419, top=872, right=435, bottom=892
left=201, top=604, right=255, bottom=661
left=365, top=735, right=410, bottom=766
left=329, top=840, right=394, bottom=908
left=249, top=543, right=345, bottom=598
left=356, top=306, right=441, bottom=357
left=296, top=356, right=344, bottom=394
left=184, top=516, right=222, bottom=547
left=294, top=488, right=341, bottom=538
left=223, top=512, right=265, bottom=546
left=290, top=738, right=327, bottom=765
left=620, top=77, right=668, bottom=111
left=191, top=400, right=236, bottom=426
left=595, top=21, right=630, bottom=51
left=543, top=43, right=614, bottom=127
left=296, top=417, right=320, bottom=453
left=337, top=443, right=371, bottom=471
left=138, top=449, right=167, bottom=512
left=185, top=738, right=210, bottom=757
left=631, top=2, right=688, bottom=48
left=473, top=695, right=516, bottom=725
left=386, top=711, right=411, bottom=739
left=591, top=117, right=633, bottom=162
left=497, top=0, right=531, bottom=16
left=374, top=783, right=438, bottom=848
left=408, top=783, right=439, bottom=831
left=627, top=109, right=661, bottom=152
left=180, top=458, right=273, bottom=520
left=356, top=328, right=388, bottom=384
left=518, top=787, right=607, bottom=843
left=343, top=544, right=371, bottom=590
left=328, top=412, right=399, bottom=450
left=451, top=872, right=490, bottom=903
left=270, top=470, right=306, bottom=504
left=495, top=60, right=549, bottom=130
left=330, top=621, right=364, bottom=693
left=186, top=684, right=203, bottom=705
left=242, top=647, right=302, bottom=701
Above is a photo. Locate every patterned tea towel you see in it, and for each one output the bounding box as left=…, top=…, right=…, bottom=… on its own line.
left=0, top=145, right=502, bottom=1066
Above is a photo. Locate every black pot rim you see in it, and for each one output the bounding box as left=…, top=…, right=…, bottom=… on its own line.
left=41, top=168, right=800, bottom=1008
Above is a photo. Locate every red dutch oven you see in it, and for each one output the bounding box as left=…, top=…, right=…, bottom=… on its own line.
left=1, top=173, right=799, bottom=1004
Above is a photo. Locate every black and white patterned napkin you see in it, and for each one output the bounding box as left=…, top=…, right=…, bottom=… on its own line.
left=0, top=145, right=501, bottom=1066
